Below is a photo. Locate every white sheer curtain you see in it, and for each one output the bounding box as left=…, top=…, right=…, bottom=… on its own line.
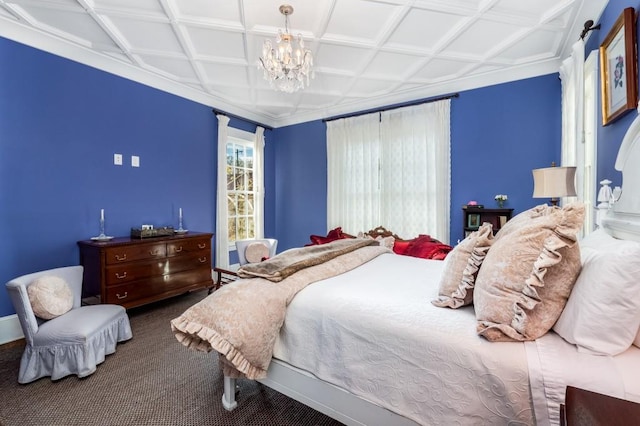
left=380, top=100, right=450, bottom=242
left=327, top=99, right=451, bottom=243
left=559, top=39, right=584, bottom=202
left=327, top=113, right=381, bottom=233
left=215, top=114, right=230, bottom=269
left=254, top=126, right=265, bottom=238
left=560, top=39, right=596, bottom=236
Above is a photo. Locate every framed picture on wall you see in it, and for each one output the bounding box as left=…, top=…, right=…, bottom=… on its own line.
left=467, top=213, right=481, bottom=229
left=600, top=7, right=638, bottom=126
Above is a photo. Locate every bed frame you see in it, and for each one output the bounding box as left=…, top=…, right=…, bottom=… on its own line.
left=221, top=113, right=640, bottom=426
left=223, top=360, right=418, bottom=426
left=602, top=105, right=640, bottom=242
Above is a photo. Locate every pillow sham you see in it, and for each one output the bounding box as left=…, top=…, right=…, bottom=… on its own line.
left=474, top=203, right=584, bottom=342
left=553, top=229, right=640, bottom=355
left=431, top=223, right=493, bottom=308
left=27, top=276, right=73, bottom=320
left=493, top=203, right=549, bottom=239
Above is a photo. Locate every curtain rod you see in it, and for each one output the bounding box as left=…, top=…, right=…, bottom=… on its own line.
left=212, top=109, right=273, bottom=131
left=322, top=93, right=460, bottom=123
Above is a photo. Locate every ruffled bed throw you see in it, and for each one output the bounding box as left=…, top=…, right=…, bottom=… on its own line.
left=171, top=239, right=389, bottom=379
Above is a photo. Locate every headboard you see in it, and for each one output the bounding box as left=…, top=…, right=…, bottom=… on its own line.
left=602, top=105, right=640, bottom=242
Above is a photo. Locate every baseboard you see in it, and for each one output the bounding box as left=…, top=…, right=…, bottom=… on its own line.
left=0, top=315, right=24, bottom=345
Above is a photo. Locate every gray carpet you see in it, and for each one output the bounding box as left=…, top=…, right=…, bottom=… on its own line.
left=0, top=290, right=344, bottom=426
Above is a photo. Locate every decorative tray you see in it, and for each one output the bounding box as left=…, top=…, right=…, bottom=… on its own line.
left=130, top=227, right=174, bottom=239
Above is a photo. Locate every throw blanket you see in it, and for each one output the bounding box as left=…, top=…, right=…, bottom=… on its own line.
left=237, top=238, right=378, bottom=282
left=171, top=240, right=390, bottom=379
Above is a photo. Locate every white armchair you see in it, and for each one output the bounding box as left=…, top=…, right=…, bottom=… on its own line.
left=6, top=265, right=132, bottom=383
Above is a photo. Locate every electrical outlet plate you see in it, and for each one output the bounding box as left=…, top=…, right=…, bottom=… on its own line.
left=114, top=153, right=123, bottom=165
left=131, top=155, right=140, bottom=167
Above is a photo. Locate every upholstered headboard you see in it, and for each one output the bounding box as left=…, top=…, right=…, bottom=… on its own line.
left=602, top=105, right=640, bottom=242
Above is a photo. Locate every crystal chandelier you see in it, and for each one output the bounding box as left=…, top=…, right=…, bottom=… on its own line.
left=258, top=4, right=314, bottom=93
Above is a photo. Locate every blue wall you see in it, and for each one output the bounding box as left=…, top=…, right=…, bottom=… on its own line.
left=0, top=37, right=269, bottom=317
left=271, top=74, right=562, bottom=250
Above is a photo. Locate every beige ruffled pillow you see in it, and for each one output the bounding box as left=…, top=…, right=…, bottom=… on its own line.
left=432, top=222, right=494, bottom=308
left=28, top=276, right=73, bottom=320
left=474, top=203, right=584, bottom=342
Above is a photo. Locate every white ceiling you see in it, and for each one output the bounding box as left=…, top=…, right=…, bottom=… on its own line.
left=0, top=0, right=607, bottom=128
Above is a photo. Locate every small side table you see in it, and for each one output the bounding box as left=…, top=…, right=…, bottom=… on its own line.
left=211, top=267, right=239, bottom=293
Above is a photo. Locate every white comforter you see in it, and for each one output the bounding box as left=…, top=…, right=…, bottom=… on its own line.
left=273, top=253, right=534, bottom=425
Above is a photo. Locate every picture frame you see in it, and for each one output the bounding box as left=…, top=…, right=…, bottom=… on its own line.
left=600, top=7, right=638, bottom=126
left=467, top=213, right=481, bottom=229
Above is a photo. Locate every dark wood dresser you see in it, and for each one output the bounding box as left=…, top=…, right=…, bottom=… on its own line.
left=78, top=232, right=213, bottom=309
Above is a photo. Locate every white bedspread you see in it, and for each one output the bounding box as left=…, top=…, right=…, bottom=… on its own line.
left=272, top=253, right=534, bottom=425
left=525, top=332, right=640, bottom=426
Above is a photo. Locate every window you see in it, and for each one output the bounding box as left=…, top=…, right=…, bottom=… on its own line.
left=225, top=128, right=258, bottom=247
left=226, top=135, right=255, bottom=244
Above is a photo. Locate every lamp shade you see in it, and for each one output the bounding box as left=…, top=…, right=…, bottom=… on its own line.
left=532, top=166, right=577, bottom=198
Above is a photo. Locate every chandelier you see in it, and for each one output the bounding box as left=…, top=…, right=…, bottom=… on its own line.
left=258, top=4, right=314, bottom=93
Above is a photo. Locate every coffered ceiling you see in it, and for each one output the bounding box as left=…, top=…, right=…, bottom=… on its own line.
left=0, top=0, right=607, bottom=127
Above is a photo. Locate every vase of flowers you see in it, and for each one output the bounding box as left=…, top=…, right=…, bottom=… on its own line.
left=495, top=194, right=508, bottom=208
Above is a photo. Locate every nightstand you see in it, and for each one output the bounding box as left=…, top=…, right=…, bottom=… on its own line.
left=560, top=386, right=640, bottom=425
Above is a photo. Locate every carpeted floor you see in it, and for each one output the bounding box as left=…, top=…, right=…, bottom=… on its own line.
left=0, top=290, right=344, bottom=426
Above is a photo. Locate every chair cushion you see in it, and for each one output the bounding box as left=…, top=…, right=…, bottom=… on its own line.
left=27, top=276, right=73, bottom=320
left=245, top=242, right=270, bottom=263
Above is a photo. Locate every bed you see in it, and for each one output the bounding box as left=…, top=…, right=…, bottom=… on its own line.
left=171, top=108, right=640, bottom=425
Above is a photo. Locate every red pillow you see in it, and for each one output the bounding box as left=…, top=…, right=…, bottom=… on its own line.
left=392, top=240, right=411, bottom=255
left=403, top=235, right=453, bottom=260
left=309, top=227, right=351, bottom=245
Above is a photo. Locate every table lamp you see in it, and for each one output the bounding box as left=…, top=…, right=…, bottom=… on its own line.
left=532, top=164, right=577, bottom=206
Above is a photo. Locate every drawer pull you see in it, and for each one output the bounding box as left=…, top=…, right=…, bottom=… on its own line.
left=175, top=246, right=183, bottom=253
left=198, top=243, right=206, bottom=249
left=115, top=254, right=127, bottom=261
left=115, top=272, right=127, bottom=279
left=116, top=292, right=128, bottom=300
left=199, top=257, right=207, bottom=263
left=149, top=249, right=161, bottom=256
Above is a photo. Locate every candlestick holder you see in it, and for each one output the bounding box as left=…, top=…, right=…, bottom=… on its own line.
left=91, top=210, right=114, bottom=241
left=176, top=208, right=188, bottom=234
left=98, top=217, right=106, bottom=239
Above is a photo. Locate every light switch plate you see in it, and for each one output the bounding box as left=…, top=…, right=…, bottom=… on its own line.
left=131, top=155, right=140, bottom=167
left=114, top=153, right=123, bottom=165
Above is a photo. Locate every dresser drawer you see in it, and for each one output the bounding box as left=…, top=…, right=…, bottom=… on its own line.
left=105, top=259, right=168, bottom=286
left=104, top=268, right=213, bottom=306
left=166, top=253, right=211, bottom=275
left=167, top=238, right=210, bottom=257
left=105, top=243, right=166, bottom=265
